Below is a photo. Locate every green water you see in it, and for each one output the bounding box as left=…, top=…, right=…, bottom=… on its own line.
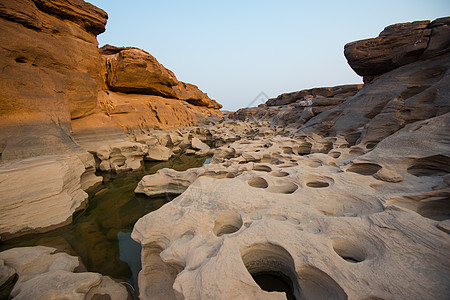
left=0, top=154, right=207, bottom=284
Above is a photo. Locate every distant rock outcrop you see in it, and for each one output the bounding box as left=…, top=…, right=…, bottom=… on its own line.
left=230, top=84, right=362, bottom=127
left=230, top=17, right=450, bottom=149
left=344, top=17, right=450, bottom=82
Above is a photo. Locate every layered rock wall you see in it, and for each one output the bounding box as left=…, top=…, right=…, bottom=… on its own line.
left=230, top=84, right=362, bottom=126
left=344, top=17, right=450, bottom=82
left=0, top=0, right=223, bottom=163
left=0, top=0, right=107, bottom=161
left=0, top=0, right=223, bottom=238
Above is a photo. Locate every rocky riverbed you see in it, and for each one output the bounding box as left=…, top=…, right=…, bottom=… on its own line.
left=0, top=0, right=449, bottom=299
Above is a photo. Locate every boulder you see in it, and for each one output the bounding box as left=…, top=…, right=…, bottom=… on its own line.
left=300, top=52, right=450, bottom=146
left=104, top=48, right=179, bottom=98
left=191, top=137, right=210, bottom=151
left=173, top=82, right=222, bottom=109
left=146, top=145, right=172, bottom=161
left=135, top=168, right=199, bottom=196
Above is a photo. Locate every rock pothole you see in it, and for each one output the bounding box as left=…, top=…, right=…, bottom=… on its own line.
left=248, top=177, right=298, bottom=194
left=304, top=175, right=334, bottom=188
left=328, top=151, right=341, bottom=158
left=267, top=182, right=298, bottom=194
left=306, top=181, right=330, bottom=188
left=241, top=243, right=301, bottom=300
left=406, top=155, right=450, bottom=177
left=386, top=192, right=450, bottom=221
left=346, top=163, right=382, bottom=175
left=248, top=177, right=269, bottom=189
left=297, top=142, right=312, bottom=155
left=213, top=211, right=243, bottom=237
left=332, top=239, right=367, bottom=263
left=253, top=164, right=272, bottom=172
left=270, top=170, right=290, bottom=177
left=297, top=266, right=348, bottom=300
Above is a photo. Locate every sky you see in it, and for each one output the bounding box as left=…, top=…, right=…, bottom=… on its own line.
left=88, top=0, right=449, bottom=111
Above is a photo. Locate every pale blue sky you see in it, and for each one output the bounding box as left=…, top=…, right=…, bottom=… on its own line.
left=88, top=0, right=449, bottom=110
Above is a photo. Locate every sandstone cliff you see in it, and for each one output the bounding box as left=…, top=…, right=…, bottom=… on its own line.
left=0, top=0, right=223, bottom=239
left=0, top=0, right=222, bottom=163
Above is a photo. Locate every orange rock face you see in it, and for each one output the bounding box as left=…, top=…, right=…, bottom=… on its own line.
left=0, top=0, right=222, bottom=162
left=0, top=0, right=107, bottom=161
left=100, top=45, right=222, bottom=109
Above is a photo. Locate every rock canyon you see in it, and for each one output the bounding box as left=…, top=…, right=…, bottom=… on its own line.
left=0, top=1, right=449, bottom=299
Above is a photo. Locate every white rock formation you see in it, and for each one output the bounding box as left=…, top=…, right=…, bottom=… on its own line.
left=95, top=141, right=148, bottom=172
left=0, top=153, right=101, bottom=239
left=191, top=137, right=210, bottom=151
left=132, top=114, right=450, bottom=300
left=146, top=145, right=173, bottom=161
left=0, top=246, right=128, bottom=300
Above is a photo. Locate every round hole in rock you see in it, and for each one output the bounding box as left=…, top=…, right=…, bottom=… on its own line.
left=282, top=147, right=294, bottom=154
left=328, top=152, right=341, bottom=158
left=213, top=210, right=243, bottom=237
left=349, top=149, right=364, bottom=155
left=226, top=172, right=236, bottom=178
left=15, top=57, right=27, bottom=63
left=306, top=181, right=329, bottom=188
left=248, top=177, right=269, bottom=189
left=332, top=239, right=366, bottom=263
left=406, top=155, right=450, bottom=177
left=303, top=160, right=322, bottom=168
left=271, top=171, right=289, bottom=177
left=346, top=163, right=382, bottom=176
left=278, top=162, right=298, bottom=168
left=297, top=266, right=348, bottom=300
left=241, top=244, right=301, bottom=300
left=297, top=143, right=312, bottom=155
left=365, top=142, right=377, bottom=149
left=253, top=164, right=272, bottom=172
left=267, top=182, right=298, bottom=194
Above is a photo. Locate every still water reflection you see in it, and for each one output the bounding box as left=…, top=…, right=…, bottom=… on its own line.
left=0, top=154, right=207, bottom=286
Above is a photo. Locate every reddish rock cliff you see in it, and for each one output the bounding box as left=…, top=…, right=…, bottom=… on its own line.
left=344, top=17, right=450, bottom=83
left=0, top=0, right=222, bottom=162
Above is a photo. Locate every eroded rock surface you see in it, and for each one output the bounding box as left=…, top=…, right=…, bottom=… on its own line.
left=133, top=18, right=450, bottom=300
left=344, top=17, right=450, bottom=82
left=0, top=153, right=101, bottom=240
left=0, top=246, right=129, bottom=300
left=133, top=115, right=450, bottom=300
left=230, top=84, right=362, bottom=127
left=0, top=0, right=224, bottom=239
